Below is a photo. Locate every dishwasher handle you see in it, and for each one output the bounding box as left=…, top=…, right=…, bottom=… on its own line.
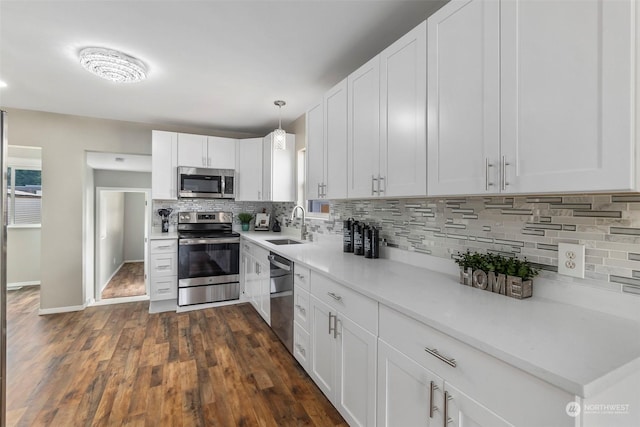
left=268, top=254, right=292, bottom=272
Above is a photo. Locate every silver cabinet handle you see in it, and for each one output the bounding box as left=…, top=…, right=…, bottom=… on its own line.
left=378, top=175, right=385, bottom=195
left=295, top=344, right=306, bottom=357
left=444, top=391, right=452, bottom=426
left=328, top=312, right=336, bottom=335
left=501, top=156, right=510, bottom=191
left=295, top=304, right=306, bottom=315
left=258, top=191, right=261, bottom=200
left=430, top=381, right=439, bottom=418
left=157, top=265, right=171, bottom=270
left=485, top=158, right=494, bottom=191
left=317, top=182, right=322, bottom=198
left=327, top=292, right=342, bottom=301
left=425, top=347, right=457, bottom=368
left=322, top=183, right=327, bottom=197
left=156, top=245, right=173, bottom=250
left=371, top=175, right=378, bottom=195
left=295, top=273, right=306, bottom=280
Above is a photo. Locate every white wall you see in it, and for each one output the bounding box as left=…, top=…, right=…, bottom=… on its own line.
left=2, top=108, right=255, bottom=311
left=7, top=227, right=41, bottom=286
left=94, top=170, right=151, bottom=188
left=98, top=192, right=124, bottom=290
left=123, top=192, right=145, bottom=261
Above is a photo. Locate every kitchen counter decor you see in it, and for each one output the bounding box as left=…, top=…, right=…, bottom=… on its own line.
left=237, top=212, right=254, bottom=231
left=455, top=251, right=538, bottom=299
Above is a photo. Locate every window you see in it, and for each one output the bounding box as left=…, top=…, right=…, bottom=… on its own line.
left=7, top=167, right=42, bottom=225
left=297, top=148, right=330, bottom=218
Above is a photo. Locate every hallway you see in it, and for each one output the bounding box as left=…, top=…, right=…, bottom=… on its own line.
left=101, top=262, right=145, bottom=299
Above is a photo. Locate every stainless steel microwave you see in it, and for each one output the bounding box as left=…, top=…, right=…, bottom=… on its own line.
left=178, top=167, right=235, bottom=199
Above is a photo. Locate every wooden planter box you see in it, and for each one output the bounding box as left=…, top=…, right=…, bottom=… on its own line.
left=459, top=267, right=533, bottom=300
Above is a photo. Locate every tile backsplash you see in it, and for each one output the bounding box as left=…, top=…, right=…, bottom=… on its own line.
left=152, top=199, right=273, bottom=229
left=274, top=195, right=640, bottom=297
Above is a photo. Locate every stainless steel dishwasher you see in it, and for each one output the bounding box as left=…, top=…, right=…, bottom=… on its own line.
left=268, top=252, right=293, bottom=354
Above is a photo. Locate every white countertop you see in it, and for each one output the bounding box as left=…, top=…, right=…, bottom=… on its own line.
left=149, top=231, right=178, bottom=240
left=240, top=231, right=640, bottom=398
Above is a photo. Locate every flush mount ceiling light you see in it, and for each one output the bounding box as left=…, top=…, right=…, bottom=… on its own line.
left=79, top=47, right=147, bottom=83
left=273, top=100, right=287, bottom=150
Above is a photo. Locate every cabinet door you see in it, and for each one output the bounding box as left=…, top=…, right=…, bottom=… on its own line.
left=177, top=133, right=207, bottom=168
left=237, top=138, right=263, bottom=201
left=151, top=131, right=178, bottom=200
left=270, top=134, right=296, bottom=202
left=377, top=339, right=443, bottom=427
left=336, top=313, right=377, bottom=427
left=427, top=0, right=500, bottom=196
left=262, top=135, right=272, bottom=201
left=309, top=295, right=337, bottom=400
left=501, top=0, right=634, bottom=193
left=207, top=136, right=236, bottom=169
left=324, top=79, right=348, bottom=199
left=306, top=99, right=325, bottom=200
left=348, top=56, right=380, bottom=198
left=445, top=383, right=513, bottom=427
left=257, top=259, right=270, bottom=325
left=381, top=20, right=428, bottom=197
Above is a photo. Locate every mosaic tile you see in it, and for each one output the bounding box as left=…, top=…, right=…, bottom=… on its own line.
left=612, top=195, right=640, bottom=203
left=573, top=210, right=622, bottom=218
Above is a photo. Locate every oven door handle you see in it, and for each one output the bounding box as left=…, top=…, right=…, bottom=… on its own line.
left=179, top=238, right=240, bottom=245
left=268, top=255, right=291, bottom=272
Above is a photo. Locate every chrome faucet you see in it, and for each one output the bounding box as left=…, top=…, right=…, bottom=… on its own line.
left=290, top=205, right=307, bottom=240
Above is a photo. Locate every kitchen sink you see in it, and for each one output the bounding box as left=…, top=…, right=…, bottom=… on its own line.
left=266, top=238, right=303, bottom=245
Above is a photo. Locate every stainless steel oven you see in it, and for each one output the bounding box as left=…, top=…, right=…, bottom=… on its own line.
left=178, top=167, right=235, bottom=199
left=178, top=211, right=240, bottom=306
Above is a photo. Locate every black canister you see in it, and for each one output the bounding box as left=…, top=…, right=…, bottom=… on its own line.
left=364, top=226, right=373, bottom=258
left=343, top=218, right=354, bottom=252
left=353, top=222, right=364, bottom=256
left=371, top=226, right=380, bottom=259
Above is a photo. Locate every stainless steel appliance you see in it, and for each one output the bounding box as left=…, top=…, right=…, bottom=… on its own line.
left=269, top=252, right=293, bottom=353
left=178, top=167, right=235, bottom=199
left=178, top=211, right=240, bottom=306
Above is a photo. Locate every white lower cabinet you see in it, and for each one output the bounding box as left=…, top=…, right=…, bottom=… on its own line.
left=149, top=239, right=177, bottom=302
left=308, top=272, right=377, bottom=427
left=241, top=240, right=270, bottom=325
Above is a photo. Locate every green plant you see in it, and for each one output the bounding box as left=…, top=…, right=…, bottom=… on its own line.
left=454, top=251, right=539, bottom=280
left=237, top=212, right=254, bottom=224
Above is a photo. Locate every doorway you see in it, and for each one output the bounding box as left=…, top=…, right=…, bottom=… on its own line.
left=95, top=188, right=150, bottom=303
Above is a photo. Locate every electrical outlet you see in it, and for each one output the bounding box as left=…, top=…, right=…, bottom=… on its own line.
left=558, top=243, right=585, bottom=278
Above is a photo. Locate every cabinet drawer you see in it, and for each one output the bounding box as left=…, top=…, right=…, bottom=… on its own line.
left=379, top=305, right=573, bottom=426
left=294, top=322, right=310, bottom=372
left=150, top=276, right=177, bottom=301
left=242, top=240, right=269, bottom=261
left=150, top=239, right=177, bottom=254
left=294, top=285, right=310, bottom=331
left=294, top=264, right=310, bottom=291
left=310, top=271, right=378, bottom=334
left=150, top=253, right=177, bottom=277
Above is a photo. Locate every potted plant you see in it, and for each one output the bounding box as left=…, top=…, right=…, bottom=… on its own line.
left=237, top=212, right=253, bottom=231
left=454, top=251, right=539, bottom=299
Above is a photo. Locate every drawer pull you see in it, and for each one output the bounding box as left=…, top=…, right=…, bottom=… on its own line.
left=425, top=347, right=457, bottom=368
left=156, top=245, right=173, bottom=250
left=295, top=273, right=306, bottom=280
left=157, top=265, right=172, bottom=270
left=444, top=391, right=452, bottom=426
left=296, top=344, right=306, bottom=357
left=430, top=381, right=438, bottom=418
left=295, top=304, right=306, bottom=315
left=327, top=292, right=342, bottom=301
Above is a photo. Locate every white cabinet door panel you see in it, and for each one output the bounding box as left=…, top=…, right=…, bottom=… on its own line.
left=348, top=56, right=380, bottom=198
left=427, top=0, right=500, bottom=195
left=177, top=133, right=207, bottom=168
left=445, top=383, right=513, bottom=427
left=151, top=131, right=178, bottom=200
left=306, top=100, right=324, bottom=200
left=207, top=136, right=236, bottom=169
left=309, top=295, right=337, bottom=399
left=381, top=20, right=427, bottom=197
left=325, top=79, right=348, bottom=199
left=237, top=138, right=263, bottom=201
left=501, top=0, right=634, bottom=193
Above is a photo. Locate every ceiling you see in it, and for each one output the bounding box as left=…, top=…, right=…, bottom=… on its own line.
left=0, top=0, right=447, bottom=136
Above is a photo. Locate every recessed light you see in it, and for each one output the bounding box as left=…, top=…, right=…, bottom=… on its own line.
left=79, top=47, right=147, bottom=83
left=0, top=81, right=7, bottom=88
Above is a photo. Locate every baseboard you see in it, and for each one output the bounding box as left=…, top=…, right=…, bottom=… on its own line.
left=39, top=300, right=89, bottom=315
left=91, top=295, right=149, bottom=306
left=124, top=259, right=144, bottom=263
left=7, top=280, right=40, bottom=290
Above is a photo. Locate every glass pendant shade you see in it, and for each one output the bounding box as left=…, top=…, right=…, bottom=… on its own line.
left=273, top=128, right=286, bottom=150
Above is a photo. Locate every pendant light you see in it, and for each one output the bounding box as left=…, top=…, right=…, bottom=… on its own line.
left=273, top=100, right=287, bottom=150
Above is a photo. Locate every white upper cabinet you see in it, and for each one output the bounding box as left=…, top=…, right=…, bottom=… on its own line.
left=348, top=56, right=381, bottom=198
left=206, top=136, right=236, bottom=169
left=151, top=130, right=178, bottom=200
left=263, top=132, right=296, bottom=202
left=306, top=79, right=348, bottom=200
left=177, top=133, right=207, bottom=168
left=306, top=99, right=325, bottom=200
left=178, top=133, right=237, bottom=169
left=427, top=0, right=500, bottom=195
left=428, top=0, right=635, bottom=196
left=236, top=137, right=263, bottom=201
left=380, top=20, right=427, bottom=197
left=348, top=21, right=427, bottom=198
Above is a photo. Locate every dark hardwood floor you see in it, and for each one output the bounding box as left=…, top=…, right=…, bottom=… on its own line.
left=6, top=286, right=347, bottom=426
left=101, top=262, right=146, bottom=299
